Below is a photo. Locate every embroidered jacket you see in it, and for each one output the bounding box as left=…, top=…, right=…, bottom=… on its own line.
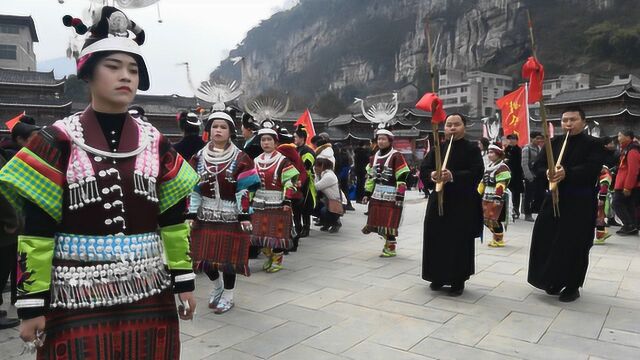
left=188, top=144, right=260, bottom=222
left=0, top=107, right=199, bottom=318
left=364, top=148, right=409, bottom=202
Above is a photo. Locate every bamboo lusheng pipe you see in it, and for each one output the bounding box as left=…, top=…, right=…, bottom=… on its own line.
left=435, top=136, right=454, bottom=193
left=549, top=131, right=570, bottom=192
left=527, top=10, right=560, bottom=217
left=425, top=19, right=444, bottom=216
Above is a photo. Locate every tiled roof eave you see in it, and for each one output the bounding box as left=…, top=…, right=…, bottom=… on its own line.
left=547, top=89, right=634, bottom=105
left=539, top=108, right=640, bottom=122
left=0, top=101, right=72, bottom=108
left=0, top=81, right=65, bottom=87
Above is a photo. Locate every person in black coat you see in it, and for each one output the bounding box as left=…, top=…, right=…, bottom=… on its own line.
left=353, top=141, right=371, bottom=203
left=421, top=113, right=484, bottom=296
left=173, top=111, right=205, bottom=161
left=504, top=134, right=524, bottom=220
left=528, top=106, right=604, bottom=302
left=240, top=113, right=262, bottom=159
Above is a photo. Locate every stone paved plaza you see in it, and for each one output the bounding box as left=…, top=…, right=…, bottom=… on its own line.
left=1, top=190, right=640, bottom=359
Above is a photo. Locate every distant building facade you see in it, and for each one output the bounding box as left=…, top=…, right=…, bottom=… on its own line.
left=0, top=15, right=38, bottom=71
left=542, top=73, right=590, bottom=100
left=438, top=69, right=513, bottom=118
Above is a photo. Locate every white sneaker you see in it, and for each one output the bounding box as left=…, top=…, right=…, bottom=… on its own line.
left=214, top=297, right=234, bottom=314
left=208, top=286, right=224, bottom=309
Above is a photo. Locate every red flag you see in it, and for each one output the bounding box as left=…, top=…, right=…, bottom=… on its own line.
left=496, top=85, right=530, bottom=147
left=522, top=56, right=544, bottom=104
left=293, top=109, right=316, bottom=146
left=5, top=111, right=25, bottom=131
left=416, top=93, right=447, bottom=124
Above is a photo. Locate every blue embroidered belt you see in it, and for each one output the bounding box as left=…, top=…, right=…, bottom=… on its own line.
left=54, top=232, right=163, bottom=262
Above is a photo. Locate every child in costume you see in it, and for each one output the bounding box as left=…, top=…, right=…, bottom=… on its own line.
left=478, top=143, right=512, bottom=247
left=595, top=165, right=613, bottom=244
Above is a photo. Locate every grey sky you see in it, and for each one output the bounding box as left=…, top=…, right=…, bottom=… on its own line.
left=3, top=0, right=296, bottom=95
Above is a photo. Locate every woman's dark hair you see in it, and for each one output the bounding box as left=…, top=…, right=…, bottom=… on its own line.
left=479, top=137, right=490, bottom=150
left=78, top=51, right=114, bottom=82
left=311, top=135, right=328, bottom=147
left=315, top=157, right=334, bottom=172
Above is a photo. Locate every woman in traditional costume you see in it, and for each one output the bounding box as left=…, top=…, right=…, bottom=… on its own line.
left=0, top=7, right=198, bottom=358
left=188, top=112, right=260, bottom=314
left=478, top=143, right=512, bottom=247
left=361, top=125, right=409, bottom=257
left=250, top=121, right=300, bottom=273
left=594, top=165, right=613, bottom=245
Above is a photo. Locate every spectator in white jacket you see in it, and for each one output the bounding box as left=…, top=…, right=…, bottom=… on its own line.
left=314, top=156, right=343, bottom=233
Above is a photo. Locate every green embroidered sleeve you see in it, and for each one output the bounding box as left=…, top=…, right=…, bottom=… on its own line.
left=16, top=235, right=55, bottom=296
left=364, top=163, right=375, bottom=193
left=159, top=222, right=193, bottom=271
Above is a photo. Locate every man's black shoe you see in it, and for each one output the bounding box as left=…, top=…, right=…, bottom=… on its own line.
left=429, top=282, right=444, bottom=291
left=608, top=218, right=622, bottom=227
left=0, top=316, right=19, bottom=329
left=524, top=215, right=535, bottom=222
left=545, top=285, right=562, bottom=295
left=448, top=283, right=465, bottom=297
left=617, top=227, right=639, bottom=236
left=559, top=287, right=580, bottom=302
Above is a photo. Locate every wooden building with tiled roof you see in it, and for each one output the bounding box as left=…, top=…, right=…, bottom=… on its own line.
left=0, top=68, right=70, bottom=132
left=543, top=75, right=640, bottom=136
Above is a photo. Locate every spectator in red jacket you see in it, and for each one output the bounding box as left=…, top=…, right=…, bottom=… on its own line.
left=613, top=130, right=640, bottom=235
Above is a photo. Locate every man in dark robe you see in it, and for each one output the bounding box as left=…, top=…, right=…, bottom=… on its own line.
left=528, top=106, right=604, bottom=302
left=421, top=113, right=484, bottom=296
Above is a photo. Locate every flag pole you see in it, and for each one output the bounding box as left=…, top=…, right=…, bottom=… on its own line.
left=527, top=10, right=560, bottom=217
left=425, top=19, right=444, bottom=216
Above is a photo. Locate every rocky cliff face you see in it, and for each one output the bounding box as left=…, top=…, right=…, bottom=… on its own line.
left=211, top=0, right=624, bottom=101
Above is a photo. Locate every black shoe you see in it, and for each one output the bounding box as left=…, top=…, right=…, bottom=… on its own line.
left=248, top=246, right=261, bottom=259
left=617, top=227, right=639, bottom=236
left=328, top=224, right=341, bottom=233
left=345, top=205, right=356, bottom=211
left=320, top=226, right=330, bottom=232
left=0, top=316, right=19, bottom=329
left=559, top=287, right=580, bottom=302
left=448, top=283, right=465, bottom=297
left=364, top=211, right=369, bottom=216
left=300, top=227, right=310, bottom=238
left=290, top=237, right=299, bottom=252
left=429, top=282, right=444, bottom=291
left=545, top=285, right=562, bottom=295
left=524, top=215, right=535, bottom=222
left=608, top=218, right=622, bottom=227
